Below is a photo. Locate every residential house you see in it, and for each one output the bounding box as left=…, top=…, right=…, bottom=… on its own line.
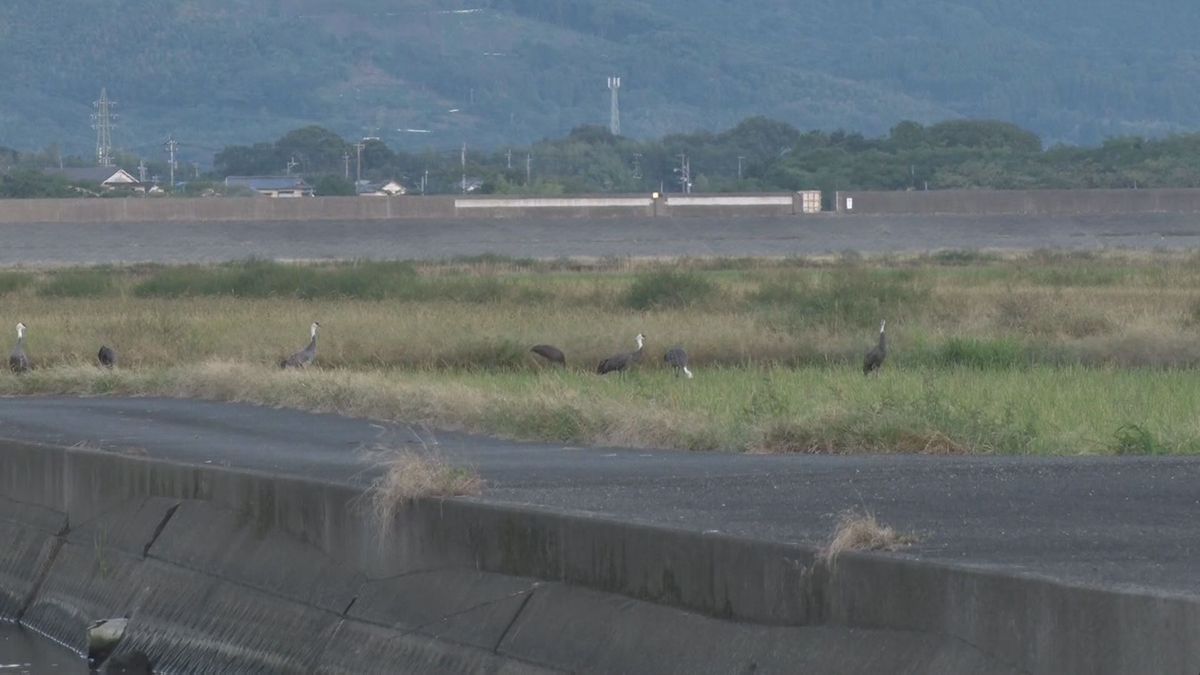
left=44, top=166, right=144, bottom=192
left=224, top=176, right=315, bottom=198
left=356, top=179, right=407, bottom=196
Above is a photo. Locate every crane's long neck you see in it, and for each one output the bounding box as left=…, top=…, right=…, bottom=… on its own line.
left=878, top=328, right=887, bottom=350
left=15, top=327, right=24, bottom=345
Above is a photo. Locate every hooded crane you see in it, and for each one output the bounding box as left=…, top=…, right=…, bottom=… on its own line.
left=97, top=345, right=118, bottom=369
left=863, top=320, right=887, bottom=375
left=597, top=333, right=645, bottom=375
left=664, top=346, right=694, bottom=379
left=530, top=344, right=566, bottom=367
left=9, top=322, right=29, bottom=374
left=281, top=322, right=320, bottom=369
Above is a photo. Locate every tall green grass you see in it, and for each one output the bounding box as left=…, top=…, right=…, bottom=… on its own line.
left=38, top=269, right=114, bottom=298
left=4, top=362, right=1200, bottom=456
left=623, top=270, right=718, bottom=309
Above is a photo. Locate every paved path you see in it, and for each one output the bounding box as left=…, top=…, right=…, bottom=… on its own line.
left=0, top=396, right=1196, bottom=598
left=4, top=213, right=1200, bottom=265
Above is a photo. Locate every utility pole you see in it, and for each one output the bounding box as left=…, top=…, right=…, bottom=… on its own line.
left=677, top=154, right=691, bottom=194
left=164, top=136, right=178, bottom=189
left=607, top=76, right=621, bottom=136
left=737, top=156, right=745, bottom=181
left=355, top=141, right=366, bottom=183
left=525, top=153, right=532, bottom=186
left=421, top=169, right=428, bottom=196
left=343, top=152, right=350, bottom=180
left=286, top=156, right=298, bottom=175
left=92, top=88, right=116, bottom=167
left=506, top=148, right=513, bottom=170
left=460, top=142, right=467, bottom=194
left=137, top=160, right=147, bottom=183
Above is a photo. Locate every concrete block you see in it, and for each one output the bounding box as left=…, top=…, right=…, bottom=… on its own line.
left=351, top=570, right=537, bottom=651
left=116, top=560, right=339, bottom=673
left=0, top=497, right=64, bottom=621
left=499, top=582, right=1016, bottom=675
left=21, top=541, right=145, bottom=652
left=67, top=497, right=179, bottom=558
left=149, top=500, right=360, bottom=613
left=317, top=618, right=559, bottom=675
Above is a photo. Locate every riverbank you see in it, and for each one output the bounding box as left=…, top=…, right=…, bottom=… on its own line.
left=1, top=400, right=1197, bottom=673
left=3, top=254, right=1200, bottom=454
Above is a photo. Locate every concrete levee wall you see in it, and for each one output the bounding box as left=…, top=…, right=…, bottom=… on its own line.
left=0, top=193, right=816, bottom=224
left=0, top=440, right=1196, bottom=673
left=836, top=187, right=1200, bottom=215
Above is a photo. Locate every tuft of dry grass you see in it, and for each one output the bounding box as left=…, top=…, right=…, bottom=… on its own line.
left=822, top=510, right=916, bottom=564
left=365, top=449, right=484, bottom=525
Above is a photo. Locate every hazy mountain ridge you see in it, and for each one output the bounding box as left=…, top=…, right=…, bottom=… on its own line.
left=1, top=0, right=1196, bottom=165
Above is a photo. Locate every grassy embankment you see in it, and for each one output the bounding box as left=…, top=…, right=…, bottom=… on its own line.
left=1, top=252, right=1199, bottom=455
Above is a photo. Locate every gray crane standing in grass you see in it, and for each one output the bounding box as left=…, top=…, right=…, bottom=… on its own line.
left=664, top=346, right=694, bottom=379
left=281, top=322, right=320, bottom=369
left=863, top=320, right=887, bottom=375
left=597, top=333, right=645, bottom=375
left=97, top=345, right=118, bottom=369
left=9, top=322, right=29, bottom=374
left=530, top=344, right=566, bottom=367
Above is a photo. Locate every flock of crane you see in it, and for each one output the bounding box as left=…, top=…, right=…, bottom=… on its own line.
left=7, top=320, right=890, bottom=376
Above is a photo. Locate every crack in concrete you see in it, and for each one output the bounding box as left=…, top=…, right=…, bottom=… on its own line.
left=142, top=502, right=180, bottom=559
left=492, top=586, right=536, bottom=655
left=16, top=528, right=66, bottom=623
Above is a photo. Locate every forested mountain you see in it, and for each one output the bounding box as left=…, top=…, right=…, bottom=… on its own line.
left=2, top=1, right=1198, bottom=165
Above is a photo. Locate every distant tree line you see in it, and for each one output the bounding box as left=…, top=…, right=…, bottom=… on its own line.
left=7, top=117, right=1200, bottom=198
left=209, top=118, right=1200, bottom=196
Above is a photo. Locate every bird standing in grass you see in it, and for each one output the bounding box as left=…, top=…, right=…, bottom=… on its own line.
left=9, top=322, right=29, bottom=374
left=530, top=344, right=566, bottom=367
left=597, top=333, right=645, bottom=375
left=97, top=345, right=118, bottom=369
left=863, top=320, right=887, bottom=375
left=664, top=346, right=694, bottom=379
left=281, top=322, right=320, bottom=369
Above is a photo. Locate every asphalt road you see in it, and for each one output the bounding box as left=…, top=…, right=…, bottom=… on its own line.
left=5, top=213, right=1200, bottom=265
left=0, top=396, right=1196, bottom=599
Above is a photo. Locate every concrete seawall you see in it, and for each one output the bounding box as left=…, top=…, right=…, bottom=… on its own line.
left=1, top=440, right=1196, bottom=673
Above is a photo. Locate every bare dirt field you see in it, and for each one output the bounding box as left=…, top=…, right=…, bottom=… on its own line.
left=4, top=212, right=1200, bottom=265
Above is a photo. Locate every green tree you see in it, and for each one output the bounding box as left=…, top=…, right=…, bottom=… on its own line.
left=313, top=175, right=356, bottom=196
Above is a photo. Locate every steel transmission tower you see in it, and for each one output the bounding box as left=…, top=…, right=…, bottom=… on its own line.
left=607, top=76, right=621, bottom=136
left=92, top=88, right=116, bottom=167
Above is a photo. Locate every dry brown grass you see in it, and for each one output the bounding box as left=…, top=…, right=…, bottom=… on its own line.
left=822, top=510, right=916, bottom=564
left=366, top=448, right=485, bottom=525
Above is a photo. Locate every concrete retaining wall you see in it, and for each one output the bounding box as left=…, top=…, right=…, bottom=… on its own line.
left=0, top=440, right=1195, bottom=673
left=836, top=187, right=1200, bottom=215
left=0, top=193, right=812, bottom=224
